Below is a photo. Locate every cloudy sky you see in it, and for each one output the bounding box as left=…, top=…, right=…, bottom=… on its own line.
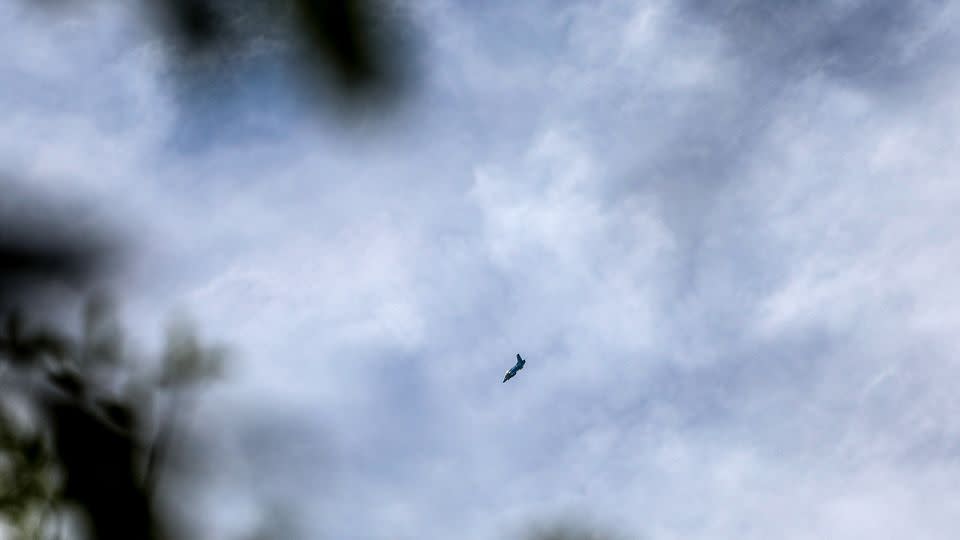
left=4, top=1, right=960, bottom=538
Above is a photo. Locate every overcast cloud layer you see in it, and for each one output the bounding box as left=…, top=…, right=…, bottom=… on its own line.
left=4, top=1, right=960, bottom=539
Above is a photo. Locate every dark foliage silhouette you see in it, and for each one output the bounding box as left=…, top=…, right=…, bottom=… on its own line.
left=0, top=185, right=226, bottom=539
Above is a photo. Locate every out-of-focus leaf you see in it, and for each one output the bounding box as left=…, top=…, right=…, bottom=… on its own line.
left=0, top=310, right=74, bottom=369
left=157, top=318, right=227, bottom=388
left=81, top=293, right=126, bottom=368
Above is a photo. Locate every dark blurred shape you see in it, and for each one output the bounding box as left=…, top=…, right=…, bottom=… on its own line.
left=138, top=0, right=417, bottom=108
left=47, top=393, right=155, bottom=540
left=0, top=179, right=155, bottom=538
left=0, top=309, right=71, bottom=368
left=1, top=182, right=226, bottom=540
left=1, top=305, right=228, bottom=539
left=158, top=0, right=225, bottom=51
left=0, top=232, right=112, bottom=312
left=292, top=0, right=392, bottom=94
left=0, top=178, right=123, bottom=315
left=0, top=239, right=100, bottom=284
left=48, top=368, right=86, bottom=398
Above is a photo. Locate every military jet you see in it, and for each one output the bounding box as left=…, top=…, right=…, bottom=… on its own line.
left=502, top=353, right=526, bottom=383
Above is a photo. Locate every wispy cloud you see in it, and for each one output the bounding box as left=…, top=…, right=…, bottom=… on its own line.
left=3, top=1, right=960, bottom=538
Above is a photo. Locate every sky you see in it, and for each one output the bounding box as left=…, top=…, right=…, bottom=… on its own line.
left=3, top=1, right=960, bottom=539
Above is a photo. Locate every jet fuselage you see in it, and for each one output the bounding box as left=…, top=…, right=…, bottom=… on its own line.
left=502, top=354, right=525, bottom=383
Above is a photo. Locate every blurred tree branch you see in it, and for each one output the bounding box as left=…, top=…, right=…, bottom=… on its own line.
left=1, top=301, right=229, bottom=540
left=0, top=188, right=229, bottom=539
